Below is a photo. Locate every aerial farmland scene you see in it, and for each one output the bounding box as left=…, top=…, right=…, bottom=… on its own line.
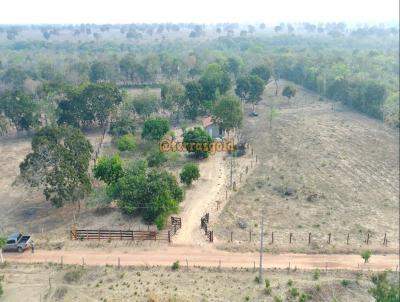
left=0, top=0, right=399, bottom=301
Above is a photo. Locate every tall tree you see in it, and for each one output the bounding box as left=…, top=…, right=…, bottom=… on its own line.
left=250, top=65, right=272, bottom=83
left=200, top=63, right=231, bottom=103
left=0, top=91, right=39, bottom=131
left=213, top=94, right=243, bottom=132
left=19, top=126, right=93, bottom=209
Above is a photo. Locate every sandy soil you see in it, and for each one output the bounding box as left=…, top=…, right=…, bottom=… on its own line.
left=2, top=263, right=392, bottom=302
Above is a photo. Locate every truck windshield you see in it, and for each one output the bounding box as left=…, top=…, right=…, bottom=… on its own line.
left=17, top=234, right=22, bottom=242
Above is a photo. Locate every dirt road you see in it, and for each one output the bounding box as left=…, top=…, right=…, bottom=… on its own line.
left=173, top=152, right=228, bottom=245
left=5, top=247, right=398, bottom=271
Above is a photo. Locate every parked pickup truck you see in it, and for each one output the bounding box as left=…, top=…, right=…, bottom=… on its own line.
left=3, top=233, right=32, bottom=253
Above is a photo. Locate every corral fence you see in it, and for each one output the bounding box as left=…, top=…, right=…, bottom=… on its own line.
left=71, top=216, right=182, bottom=243
left=201, top=213, right=213, bottom=242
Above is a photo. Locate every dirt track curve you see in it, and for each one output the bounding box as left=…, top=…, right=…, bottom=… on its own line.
left=4, top=247, right=399, bottom=271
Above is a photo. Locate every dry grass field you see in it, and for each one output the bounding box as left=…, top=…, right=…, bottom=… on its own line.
left=0, top=262, right=393, bottom=302
left=213, top=81, right=399, bottom=254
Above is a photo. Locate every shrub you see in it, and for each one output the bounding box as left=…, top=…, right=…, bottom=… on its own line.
left=341, top=279, right=351, bottom=287
left=147, top=150, right=167, bottom=167
left=171, top=261, right=180, bottom=271
left=182, top=127, right=213, bottom=158
left=64, top=269, right=84, bottom=283
left=290, top=287, right=299, bottom=297
left=273, top=296, right=283, bottom=302
left=180, top=163, right=200, bottom=186
left=142, top=117, right=170, bottom=140
left=117, top=134, right=136, bottom=151
left=361, top=250, right=372, bottom=263
left=265, top=287, right=272, bottom=295
left=0, top=282, right=3, bottom=297
left=265, top=278, right=271, bottom=288
left=94, top=154, right=124, bottom=185
left=369, top=271, right=400, bottom=301
left=313, top=269, right=320, bottom=280
left=299, top=293, right=310, bottom=302
left=287, top=279, right=293, bottom=286
left=110, top=114, right=135, bottom=138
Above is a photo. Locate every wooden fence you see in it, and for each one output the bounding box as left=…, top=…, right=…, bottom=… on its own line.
left=71, top=217, right=182, bottom=243
left=225, top=230, right=395, bottom=247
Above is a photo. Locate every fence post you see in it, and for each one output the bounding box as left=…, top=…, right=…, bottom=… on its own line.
left=271, top=232, right=274, bottom=244
left=231, top=231, right=233, bottom=242
left=61, top=256, right=63, bottom=268
left=383, top=233, right=387, bottom=246
left=289, top=233, right=292, bottom=244
left=168, top=231, right=171, bottom=243
left=328, top=233, right=331, bottom=244
left=249, top=231, right=252, bottom=242
left=308, top=233, right=311, bottom=245
left=346, top=233, right=349, bottom=245
left=210, top=231, right=213, bottom=242
left=366, top=233, right=370, bottom=245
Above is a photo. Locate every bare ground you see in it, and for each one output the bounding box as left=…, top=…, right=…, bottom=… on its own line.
left=1, top=262, right=397, bottom=302
left=213, top=81, right=400, bottom=254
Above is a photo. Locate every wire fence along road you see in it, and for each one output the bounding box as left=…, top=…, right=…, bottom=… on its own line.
left=4, top=247, right=399, bottom=271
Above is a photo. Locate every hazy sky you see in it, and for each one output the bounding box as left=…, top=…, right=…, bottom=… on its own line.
left=0, top=0, right=398, bottom=24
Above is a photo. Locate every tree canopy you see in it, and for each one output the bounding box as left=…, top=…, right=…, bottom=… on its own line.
left=20, top=126, right=93, bottom=207
left=213, top=94, right=243, bottom=131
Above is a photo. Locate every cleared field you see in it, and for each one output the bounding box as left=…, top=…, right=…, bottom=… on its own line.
left=213, top=81, right=399, bottom=254
left=0, top=262, right=393, bottom=302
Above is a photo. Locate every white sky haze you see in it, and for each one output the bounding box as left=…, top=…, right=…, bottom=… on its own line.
left=0, top=0, right=398, bottom=24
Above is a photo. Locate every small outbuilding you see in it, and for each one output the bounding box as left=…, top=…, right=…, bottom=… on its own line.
left=202, top=116, right=223, bottom=139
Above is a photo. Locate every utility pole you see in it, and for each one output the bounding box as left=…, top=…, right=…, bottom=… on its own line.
left=259, top=213, right=264, bottom=283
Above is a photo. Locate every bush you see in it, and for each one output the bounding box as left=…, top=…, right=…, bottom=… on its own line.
left=182, top=127, right=213, bottom=158
left=290, top=287, right=299, bottom=298
left=313, top=269, right=320, bottom=280
left=0, top=281, right=3, bottom=297
left=180, top=163, right=200, bottom=186
left=110, top=114, right=135, bottom=138
left=361, top=250, right=372, bottom=263
left=341, top=279, right=351, bottom=287
left=171, top=260, right=180, bottom=271
left=369, top=271, right=400, bottom=301
left=265, top=287, right=272, bottom=295
left=287, top=279, right=293, bottom=286
left=265, top=278, right=270, bottom=288
left=147, top=150, right=167, bottom=167
left=117, top=134, right=137, bottom=151
left=142, top=117, right=170, bottom=140
left=273, top=296, right=283, bottom=302
left=94, top=154, right=124, bottom=185
left=64, top=269, right=84, bottom=283
left=299, top=293, right=310, bottom=302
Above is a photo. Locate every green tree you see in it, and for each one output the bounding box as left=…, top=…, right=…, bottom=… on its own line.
left=184, top=81, right=205, bottom=120
left=117, top=134, right=137, bottom=151
left=142, top=117, right=170, bottom=140
left=250, top=65, right=272, bottom=83
left=200, top=63, right=231, bottom=103
left=213, top=94, right=243, bottom=132
left=58, top=83, right=123, bottom=127
left=19, top=126, right=93, bottom=208
left=183, top=127, right=213, bottom=159
left=369, top=271, right=400, bottom=302
left=94, top=154, right=124, bottom=185
left=0, top=235, right=6, bottom=263
left=180, top=163, right=200, bottom=186
left=282, top=85, right=296, bottom=99
left=161, top=81, right=186, bottom=119
left=131, top=91, right=159, bottom=118
left=89, top=61, right=114, bottom=83
left=109, top=113, right=135, bottom=138
left=0, top=91, right=39, bottom=131
left=147, top=150, right=167, bottom=167
left=235, top=75, right=265, bottom=111
left=112, top=161, right=183, bottom=229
